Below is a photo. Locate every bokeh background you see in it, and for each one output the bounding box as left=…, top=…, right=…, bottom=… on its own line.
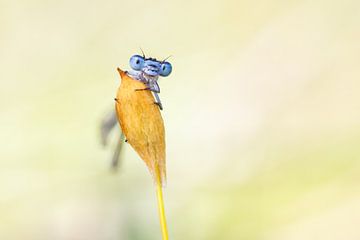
left=1, top=0, right=360, bottom=239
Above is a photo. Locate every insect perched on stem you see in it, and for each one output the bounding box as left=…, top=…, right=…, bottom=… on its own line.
left=110, top=54, right=172, bottom=240
left=100, top=54, right=172, bottom=168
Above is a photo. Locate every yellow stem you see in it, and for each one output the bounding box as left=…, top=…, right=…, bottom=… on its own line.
left=155, top=167, right=169, bottom=240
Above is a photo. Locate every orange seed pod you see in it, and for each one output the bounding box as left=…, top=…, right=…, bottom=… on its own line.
left=115, top=68, right=166, bottom=185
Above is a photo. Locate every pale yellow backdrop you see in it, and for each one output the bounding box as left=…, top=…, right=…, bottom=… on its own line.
left=1, top=0, right=360, bottom=239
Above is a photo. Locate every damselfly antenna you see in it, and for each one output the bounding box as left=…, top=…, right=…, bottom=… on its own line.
left=161, top=55, right=172, bottom=63
left=140, top=47, right=146, bottom=58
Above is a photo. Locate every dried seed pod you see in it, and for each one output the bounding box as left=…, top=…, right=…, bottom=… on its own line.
left=115, top=68, right=166, bottom=185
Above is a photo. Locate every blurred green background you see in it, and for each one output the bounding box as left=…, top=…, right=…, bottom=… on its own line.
left=1, top=0, right=360, bottom=239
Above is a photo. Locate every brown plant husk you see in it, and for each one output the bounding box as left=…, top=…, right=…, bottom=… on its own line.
left=115, top=68, right=166, bottom=185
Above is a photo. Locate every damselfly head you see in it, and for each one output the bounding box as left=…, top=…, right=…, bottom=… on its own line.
left=129, top=54, right=172, bottom=77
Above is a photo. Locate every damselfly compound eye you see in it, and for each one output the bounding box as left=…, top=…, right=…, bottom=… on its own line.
left=159, top=62, right=172, bottom=77
left=129, top=55, right=145, bottom=71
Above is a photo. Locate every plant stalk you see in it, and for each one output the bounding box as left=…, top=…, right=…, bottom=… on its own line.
left=155, top=166, right=168, bottom=240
